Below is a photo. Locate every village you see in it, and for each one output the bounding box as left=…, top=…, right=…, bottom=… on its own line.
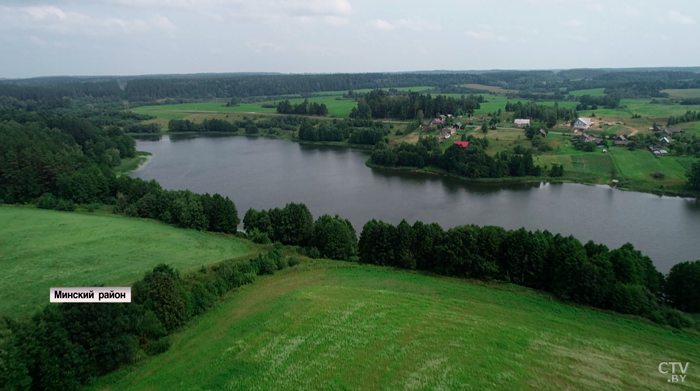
left=419, top=113, right=686, bottom=157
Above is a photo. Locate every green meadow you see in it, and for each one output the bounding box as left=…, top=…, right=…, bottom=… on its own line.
left=86, top=260, right=700, bottom=391
left=568, top=88, right=607, bottom=97
left=661, top=89, right=700, bottom=99
left=0, top=207, right=253, bottom=317
left=585, top=99, right=700, bottom=118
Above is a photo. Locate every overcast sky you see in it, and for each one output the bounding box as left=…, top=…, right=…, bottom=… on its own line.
left=0, top=0, right=698, bottom=78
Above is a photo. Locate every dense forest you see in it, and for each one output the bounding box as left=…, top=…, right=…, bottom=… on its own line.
left=2, top=69, right=700, bottom=107
left=298, top=118, right=390, bottom=144
left=351, top=90, right=483, bottom=120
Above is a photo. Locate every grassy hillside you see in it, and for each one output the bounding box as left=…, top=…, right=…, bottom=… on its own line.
left=87, top=260, right=700, bottom=391
left=0, top=206, right=252, bottom=317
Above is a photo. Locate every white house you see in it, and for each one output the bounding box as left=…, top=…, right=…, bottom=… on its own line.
left=573, top=117, right=593, bottom=130
left=514, top=119, right=531, bottom=128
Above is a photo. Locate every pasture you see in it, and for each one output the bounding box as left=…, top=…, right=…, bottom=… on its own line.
left=86, top=260, right=700, bottom=391
left=584, top=99, right=700, bottom=118
left=0, top=207, right=252, bottom=317
left=568, top=88, right=607, bottom=97
left=661, top=89, right=700, bottom=99
left=608, top=148, right=692, bottom=184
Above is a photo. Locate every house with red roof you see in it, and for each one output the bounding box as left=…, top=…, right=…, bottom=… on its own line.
left=454, top=141, right=469, bottom=148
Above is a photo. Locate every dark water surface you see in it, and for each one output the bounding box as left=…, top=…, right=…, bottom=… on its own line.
left=131, top=134, right=700, bottom=273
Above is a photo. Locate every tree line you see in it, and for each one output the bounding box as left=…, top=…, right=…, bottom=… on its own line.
left=668, top=110, right=700, bottom=126
left=352, top=90, right=482, bottom=120
left=0, top=250, right=299, bottom=391
left=298, top=118, right=390, bottom=145
left=357, top=219, right=699, bottom=326
left=276, top=99, right=328, bottom=116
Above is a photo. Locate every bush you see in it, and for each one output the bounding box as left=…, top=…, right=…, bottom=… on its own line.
left=85, top=202, right=102, bottom=212
left=55, top=198, right=76, bottom=211
left=249, top=229, right=271, bottom=244
left=36, top=193, right=59, bottom=210
left=276, top=256, right=289, bottom=270
left=260, top=257, right=277, bottom=275
left=288, top=255, right=301, bottom=267
left=144, top=338, right=171, bottom=356
left=301, top=246, right=321, bottom=259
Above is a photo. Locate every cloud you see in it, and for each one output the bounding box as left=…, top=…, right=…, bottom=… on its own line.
left=664, top=10, right=695, bottom=25
left=369, top=17, right=440, bottom=32
left=396, top=18, right=440, bottom=32
left=465, top=30, right=508, bottom=42
left=562, top=19, right=583, bottom=27
left=0, top=6, right=176, bottom=36
left=368, top=19, right=395, bottom=31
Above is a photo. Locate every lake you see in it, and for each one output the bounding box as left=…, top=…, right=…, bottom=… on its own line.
left=131, top=134, right=700, bottom=273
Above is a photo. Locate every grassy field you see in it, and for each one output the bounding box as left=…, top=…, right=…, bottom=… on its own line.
left=661, top=89, right=700, bottom=99
left=585, top=99, right=700, bottom=118
left=86, top=260, right=700, bottom=391
left=608, top=149, right=693, bottom=185
left=568, top=88, right=607, bottom=97
left=0, top=207, right=253, bottom=317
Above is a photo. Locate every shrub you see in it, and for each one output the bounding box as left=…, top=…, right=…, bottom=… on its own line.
left=85, top=202, right=102, bottom=212
left=36, top=193, right=59, bottom=210
left=249, top=229, right=271, bottom=244
left=55, top=198, right=76, bottom=212
left=276, top=256, right=289, bottom=270
left=301, top=246, right=321, bottom=259
left=260, top=257, right=277, bottom=275
left=288, top=256, right=301, bottom=267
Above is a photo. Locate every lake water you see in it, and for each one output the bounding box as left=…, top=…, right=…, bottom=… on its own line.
left=131, top=134, right=700, bottom=273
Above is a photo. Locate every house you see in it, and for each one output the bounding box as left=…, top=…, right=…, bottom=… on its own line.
left=454, top=122, right=463, bottom=129
left=661, top=127, right=684, bottom=136
left=514, top=119, right=531, bottom=128
left=577, top=133, right=596, bottom=143
left=648, top=145, right=668, bottom=156
left=430, top=118, right=445, bottom=126
left=439, top=128, right=452, bottom=139
left=439, top=114, right=446, bottom=120
left=659, top=136, right=670, bottom=144
left=454, top=141, right=469, bottom=149
left=447, top=114, right=453, bottom=118
left=538, top=129, right=547, bottom=138
left=613, top=135, right=629, bottom=147
left=573, top=117, right=593, bottom=130
left=421, top=120, right=430, bottom=127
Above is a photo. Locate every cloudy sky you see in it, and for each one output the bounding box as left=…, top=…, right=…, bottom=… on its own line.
left=0, top=0, right=698, bottom=78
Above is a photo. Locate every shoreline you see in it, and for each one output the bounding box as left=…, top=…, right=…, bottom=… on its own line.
left=116, top=151, right=152, bottom=177
left=365, top=160, right=700, bottom=199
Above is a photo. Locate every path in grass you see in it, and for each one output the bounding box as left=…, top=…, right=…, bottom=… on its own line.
left=0, top=207, right=253, bottom=317
left=86, top=260, right=700, bottom=391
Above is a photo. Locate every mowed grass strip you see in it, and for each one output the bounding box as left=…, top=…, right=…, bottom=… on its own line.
left=86, top=261, right=700, bottom=391
left=0, top=207, right=252, bottom=317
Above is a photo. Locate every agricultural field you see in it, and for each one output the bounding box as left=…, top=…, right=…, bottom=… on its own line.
left=462, top=83, right=518, bottom=94
left=0, top=206, right=253, bottom=317
left=86, top=260, right=700, bottom=391
left=608, top=149, right=694, bottom=185
left=661, top=89, right=700, bottom=99
left=568, top=88, right=607, bottom=97
left=584, top=99, right=700, bottom=118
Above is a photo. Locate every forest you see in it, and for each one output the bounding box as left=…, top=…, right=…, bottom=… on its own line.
left=351, top=90, right=483, bottom=120
left=3, top=69, right=700, bottom=108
